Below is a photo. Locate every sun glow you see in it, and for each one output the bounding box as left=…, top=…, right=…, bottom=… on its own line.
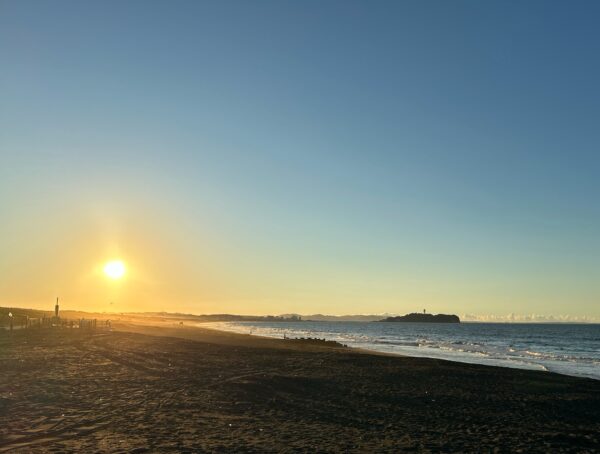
left=103, top=260, right=126, bottom=280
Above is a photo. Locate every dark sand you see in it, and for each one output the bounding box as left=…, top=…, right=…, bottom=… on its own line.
left=1, top=325, right=599, bottom=453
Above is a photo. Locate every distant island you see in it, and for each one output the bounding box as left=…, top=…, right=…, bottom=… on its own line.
left=379, top=313, right=460, bottom=323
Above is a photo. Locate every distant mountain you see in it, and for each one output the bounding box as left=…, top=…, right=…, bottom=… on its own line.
left=133, top=313, right=303, bottom=322
left=281, top=314, right=384, bottom=322
left=380, top=313, right=460, bottom=323
left=190, top=314, right=302, bottom=322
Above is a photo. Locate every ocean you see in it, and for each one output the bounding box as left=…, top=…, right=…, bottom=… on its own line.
left=205, top=321, right=600, bottom=380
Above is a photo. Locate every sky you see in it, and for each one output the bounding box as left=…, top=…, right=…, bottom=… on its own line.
left=1, top=0, right=599, bottom=318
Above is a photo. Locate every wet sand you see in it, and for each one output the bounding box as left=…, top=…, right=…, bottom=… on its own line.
left=1, top=325, right=599, bottom=453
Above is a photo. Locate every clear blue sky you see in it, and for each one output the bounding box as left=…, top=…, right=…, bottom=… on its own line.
left=1, top=1, right=599, bottom=318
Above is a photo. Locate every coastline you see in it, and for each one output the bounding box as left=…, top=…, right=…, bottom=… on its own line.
left=199, top=320, right=600, bottom=380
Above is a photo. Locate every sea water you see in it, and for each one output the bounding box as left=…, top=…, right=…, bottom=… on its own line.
left=205, top=321, right=600, bottom=380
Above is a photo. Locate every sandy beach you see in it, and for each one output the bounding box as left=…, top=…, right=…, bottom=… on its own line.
left=1, top=324, right=599, bottom=453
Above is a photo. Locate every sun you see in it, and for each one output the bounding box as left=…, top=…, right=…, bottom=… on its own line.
left=103, top=260, right=126, bottom=280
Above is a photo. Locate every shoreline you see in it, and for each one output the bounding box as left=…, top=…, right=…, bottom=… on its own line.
left=197, top=320, right=599, bottom=381
left=115, top=320, right=598, bottom=382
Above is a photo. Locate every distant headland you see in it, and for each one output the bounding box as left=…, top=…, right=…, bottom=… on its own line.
left=379, top=313, right=460, bottom=323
